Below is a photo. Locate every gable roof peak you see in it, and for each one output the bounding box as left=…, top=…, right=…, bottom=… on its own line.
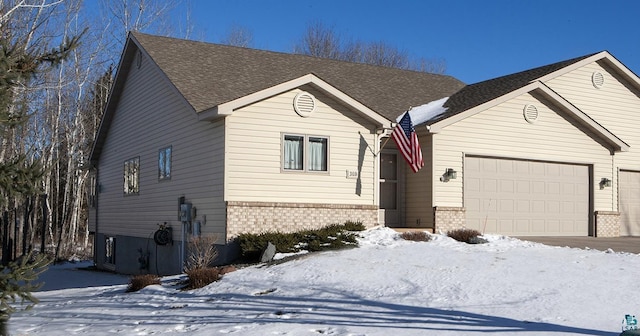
left=429, top=51, right=614, bottom=126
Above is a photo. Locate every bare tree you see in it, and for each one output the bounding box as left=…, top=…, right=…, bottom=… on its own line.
left=220, top=24, right=253, bottom=47
left=293, top=21, right=342, bottom=59
left=293, top=22, right=446, bottom=74
left=361, top=41, right=410, bottom=68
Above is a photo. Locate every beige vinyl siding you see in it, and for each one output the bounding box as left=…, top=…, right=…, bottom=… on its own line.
left=404, top=129, right=434, bottom=227
left=432, top=92, right=613, bottom=211
left=96, top=50, right=226, bottom=241
left=546, top=61, right=640, bottom=211
left=225, top=85, right=378, bottom=205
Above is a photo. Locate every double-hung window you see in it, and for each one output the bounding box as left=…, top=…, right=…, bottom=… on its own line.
left=124, top=157, right=140, bottom=195
left=283, top=134, right=329, bottom=172
left=158, top=146, right=172, bottom=180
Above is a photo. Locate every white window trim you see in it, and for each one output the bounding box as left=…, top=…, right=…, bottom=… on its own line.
left=281, top=133, right=330, bottom=174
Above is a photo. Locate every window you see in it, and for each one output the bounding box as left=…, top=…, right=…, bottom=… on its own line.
left=284, top=135, right=304, bottom=170
left=158, top=146, right=172, bottom=180
left=105, top=236, right=116, bottom=264
left=124, top=157, right=140, bottom=195
left=282, top=134, right=329, bottom=172
left=88, top=173, right=97, bottom=208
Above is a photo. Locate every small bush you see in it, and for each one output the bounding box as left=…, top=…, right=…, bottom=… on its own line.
left=342, top=221, right=366, bottom=231
left=127, top=274, right=161, bottom=292
left=447, top=228, right=484, bottom=244
left=400, top=231, right=431, bottom=242
left=184, top=267, right=220, bottom=290
left=234, top=221, right=366, bottom=262
left=185, top=235, right=219, bottom=271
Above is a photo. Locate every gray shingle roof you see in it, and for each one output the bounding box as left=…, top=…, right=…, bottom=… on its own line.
left=426, top=52, right=600, bottom=125
left=132, top=32, right=465, bottom=121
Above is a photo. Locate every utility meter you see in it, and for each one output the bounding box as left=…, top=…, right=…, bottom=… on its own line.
left=180, top=203, right=192, bottom=222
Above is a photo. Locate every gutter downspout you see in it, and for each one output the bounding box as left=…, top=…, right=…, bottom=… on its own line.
left=93, top=167, right=99, bottom=267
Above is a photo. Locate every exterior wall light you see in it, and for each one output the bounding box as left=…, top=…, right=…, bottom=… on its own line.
left=600, top=178, right=611, bottom=189
left=440, top=168, right=458, bottom=182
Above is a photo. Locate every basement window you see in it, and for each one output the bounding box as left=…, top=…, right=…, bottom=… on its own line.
left=105, top=236, right=116, bottom=265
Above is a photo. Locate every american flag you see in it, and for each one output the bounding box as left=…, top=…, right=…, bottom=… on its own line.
left=391, top=112, right=424, bottom=173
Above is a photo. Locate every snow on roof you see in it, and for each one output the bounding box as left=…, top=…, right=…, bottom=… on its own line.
left=396, top=96, right=449, bottom=125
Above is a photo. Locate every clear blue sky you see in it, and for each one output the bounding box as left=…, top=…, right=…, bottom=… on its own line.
left=188, top=0, right=640, bottom=84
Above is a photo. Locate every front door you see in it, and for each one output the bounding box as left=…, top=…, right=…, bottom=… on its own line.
left=379, top=152, right=399, bottom=227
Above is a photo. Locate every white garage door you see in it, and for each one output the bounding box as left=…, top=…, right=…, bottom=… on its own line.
left=464, top=157, right=589, bottom=236
left=619, top=170, right=640, bottom=236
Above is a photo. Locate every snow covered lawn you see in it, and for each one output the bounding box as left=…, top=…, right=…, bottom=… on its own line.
left=9, top=228, right=638, bottom=335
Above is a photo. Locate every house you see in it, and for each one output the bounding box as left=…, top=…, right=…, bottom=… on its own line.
left=89, top=32, right=640, bottom=275
left=87, top=32, right=463, bottom=274
left=412, top=51, right=640, bottom=238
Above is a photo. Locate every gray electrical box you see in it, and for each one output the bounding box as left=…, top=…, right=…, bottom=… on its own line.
left=180, top=203, right=192, bottom=222
left=193, top=221, right=201, bottom=236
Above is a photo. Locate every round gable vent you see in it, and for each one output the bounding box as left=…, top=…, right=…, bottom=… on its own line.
left=523, top=104, right=539, bottom=123
left=592, top=71, right=605, bottom=88
left=135, top=50, right=143, bottom=69
left=293, top=92, right=316, bottom=117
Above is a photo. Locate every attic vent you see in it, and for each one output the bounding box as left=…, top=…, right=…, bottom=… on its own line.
left=135, top=50, right=143, bottom=69
left=592, top=71, right=605, bottom=88
left=523, top=104, right=539, bottom=123
left=293, top=92, right=316, bottom=117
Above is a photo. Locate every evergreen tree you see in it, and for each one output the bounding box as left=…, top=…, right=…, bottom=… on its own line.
left=0, top=33, right=83, bottom=208
left=0, top=252, right=49, bottom=335
left=0, top=23, right=82, bottom=335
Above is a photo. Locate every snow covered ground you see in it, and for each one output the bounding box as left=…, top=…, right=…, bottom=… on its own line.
left=9, top=227, right=639, bottom=335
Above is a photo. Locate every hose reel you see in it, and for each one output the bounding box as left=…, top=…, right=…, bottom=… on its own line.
left=154, top=224, right=173, bottom=246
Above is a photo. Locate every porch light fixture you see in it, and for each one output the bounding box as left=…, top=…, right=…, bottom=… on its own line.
left=440, top=168, right=458, bottom=182
left=600, top=178, right=611, bottom=189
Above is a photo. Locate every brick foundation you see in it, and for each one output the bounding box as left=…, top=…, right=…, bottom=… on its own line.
left=595, top=211, right=620, bottom=237
left=434, top=206, right=466, bottom=234
left=226, top=201, right=378, bottom=240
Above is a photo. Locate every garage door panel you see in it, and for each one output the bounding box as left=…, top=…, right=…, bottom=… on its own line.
left=546, top=182, right=560, bottom=195
left=517, top=200, right=530, bottom=212
left=619, top=171, right=640, bottom=236
left=499, top=199, right=514, bottom=212
left=464, top=157, right=589, bottom=236
left=515, top=220, right=529, bottom=232
left=500, top=180, right=514, bottom=193
left=499, top=220, right=513, bottom=232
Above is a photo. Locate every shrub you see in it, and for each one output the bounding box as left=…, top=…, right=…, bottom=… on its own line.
left=185, top=235, right=219, bottom=271
left=447, top=228, right=484, bottom=244
left=342, top=221, right=366, bottom=231
left=184, top=267, right=220, bottom=290
left=127, top=274, right=161, bottom=292
left=400, top=231, right=431, bottom=242
left=234, top=221, right=366, bottom=262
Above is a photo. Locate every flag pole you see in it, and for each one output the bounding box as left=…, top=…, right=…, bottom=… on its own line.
left=377, top=135, right=393, bottom=154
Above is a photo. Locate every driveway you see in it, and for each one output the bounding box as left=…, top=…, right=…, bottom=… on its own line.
left=518, top=236, right=640, bottom=254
